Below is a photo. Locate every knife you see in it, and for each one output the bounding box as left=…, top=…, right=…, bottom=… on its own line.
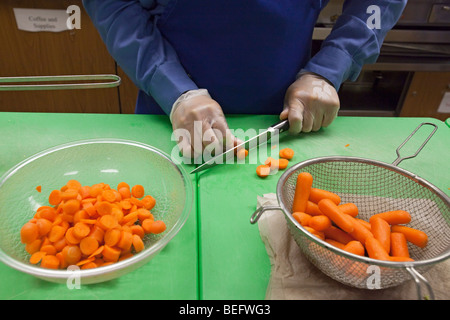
left=190, top=119, right=290, bottom=174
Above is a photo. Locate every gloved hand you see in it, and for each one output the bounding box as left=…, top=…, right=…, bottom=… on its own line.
left=171, top=89, right=241, bottom=160
left=280, top=72, right=340, bottom=134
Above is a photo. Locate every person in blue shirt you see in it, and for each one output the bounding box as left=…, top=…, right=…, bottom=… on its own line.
left=83, top=0, right=407, bottom=158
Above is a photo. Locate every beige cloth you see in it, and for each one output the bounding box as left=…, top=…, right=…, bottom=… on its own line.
left=256, top=193, right=450, bottom=300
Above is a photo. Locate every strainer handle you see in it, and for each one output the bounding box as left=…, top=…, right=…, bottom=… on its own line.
left=392, top=122, right=438, bottom=166
left=250, top=205, right=282, bottom=224
left=406, top=267, right=435, bottom=300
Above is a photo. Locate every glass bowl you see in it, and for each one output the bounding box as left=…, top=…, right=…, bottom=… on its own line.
left=0, top=139, right=193, bottom=284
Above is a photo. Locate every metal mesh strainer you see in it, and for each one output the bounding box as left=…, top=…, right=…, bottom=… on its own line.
left=251, top=122, right=450, bottom=300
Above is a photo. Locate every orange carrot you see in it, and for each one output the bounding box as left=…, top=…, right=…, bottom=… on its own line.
left=98, top=215, right=119, bottom=231
left=63, top=199, right=80, bottom=215
left=309, top=215, right=332, bottom=232
left=79, top=237, right=99, bottom=256
left=304, top=226, right=325, bottom=240
left=292, top=172, right=313, bottom=213
left=73, top=222, right=90, bottom=239
left=325, top=239, right=346, bottom=250
left=117, top=231, right=133, bottom=251
left=343, top=240, right=365, bottom=256
left=102, top=245, right=121, bottom=262
left=355, top=218, right=371, bottom=230
left=36, top=185, right=42, bottom=193
left=365, top=236, right=390, bottom=261
left=391, top=225, right=428, bottom=248
left=65, top=227, right=81, bottom=245
left=305, top=201, right=323, bottom=216
left=370, top=217, right=391, bottom=254
left=236, top=148, right=249, bottom=160
left=292, top=212, right=312, bottom=226
left=48, top=190, right=62, bottom=206
left=142, top=219, right=166, bottom=234
left=347, top=216, right=373, bottom=245
left=323, top=226, right=354, bottom=245
left=309, top=188, right=341, bottom=205
left=256, top=165, right=271, bottom=178
left=279, top=148, right=294, bottom=160
left=48, top=225, right=65, bottom=243
left=390, top=232, right=410, bottom=258
left=141, top=195, right=156, bottom=210
left=102, top=189, right=117, bottom=203
left=369, top=210, right=411, bottom=225
left=40, top=255, right=60, bottom=269
left=62, top=245, right=82, bottom=265
left=29, top=251, right=47, bottom=264
left=66, top=179, right=82, bottom=191
left=318, top=199, right=354, bottom=233
left=25, top=239, right=42, bottom=255
left=104, top=228, right=121, bottom=247
left=131, top=185, right=145, bottom=199
left=337, top=203, right=359, bottom=217
left=132, top=234, right=145, bottom=253
left=36, top=218, right=53, bottom=237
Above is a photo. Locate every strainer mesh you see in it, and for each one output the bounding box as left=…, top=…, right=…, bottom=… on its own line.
left=279, top=158, right=450, bottom=289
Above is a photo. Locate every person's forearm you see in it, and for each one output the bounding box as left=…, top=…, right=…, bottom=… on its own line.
left=303, top=0, right=407, bottom=90
left=83, top=0, right=198, bottom=114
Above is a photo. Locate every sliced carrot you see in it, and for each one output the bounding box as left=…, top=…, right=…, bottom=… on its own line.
left=117, top=182, right=130, bottom=191
left=118, top=187, right=131, bottom=200
left=25, top=239, right=42, bottom=255
left=104, top=228, right=121, bottom=247
left=131, top=185, right=145, bottom=199
left=236, top=148, right=249, bottom=160
left=81, top=262, right=98, bottom=269
left=292, top=172, right=313, bottom=213
left=29, top=251, right=47, bottom=264
left=40, top=244, right=57, bottom=256
left=80, top=237, right=99, bottom=256
left=98, top=215, right=119, bottom=231
left=88, top=245, right=104, bottom=259
left=309, top=188, right=341, bottom=205
left=73, top=222, right=90, bottom=239
left=62, top=245, right=82, bottom=265
left=48, top=189, right=62, bottom=206
left=65, top=227, right=81, bottom=245
left=102, top=189, right=117, bottom=203
left=279, top=148, right=294, bottom=160
left=89, top=226, right=105, bottom=244
left=38, top=207, right=57, bottom=222
left=391, top=225, right=428, bottom=248
left=76, top=257, right=96, bottom=266
left=117, top=231, right=133, bottom=251
left=130, top=225, right=145, bottom=239
left=96, top=201, right=113, bottom=216
left=141, top=195, right=156, bottom=210
left=48, top=225, right=65, bottom=243
left=66, top=179, right=82, bottom=191
left=40, top=255, right=60, bottom=269
left=369, top=210, right=411, bottom=225
left=36, top=185, right=42, bottom=193
left=256, top=165, right=271, bottom=178
left=132, top=234, right=145, bottom=253
left=36, top=218, right=53, bottom=237
left=102, top=245, right=121, bottom=262
left=61, top=189, right=79, bottom=201
left=63, top=199, right=80, bottom=215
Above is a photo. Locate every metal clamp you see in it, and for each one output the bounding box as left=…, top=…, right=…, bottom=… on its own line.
left=0, top=74, right=121, bottom=91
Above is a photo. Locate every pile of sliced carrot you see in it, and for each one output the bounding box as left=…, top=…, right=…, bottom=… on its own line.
left=256, top=148, right=294, bottom=178
left=20, top=180, right=166, bottom=270
left=291, top=172, right=428, bottom=262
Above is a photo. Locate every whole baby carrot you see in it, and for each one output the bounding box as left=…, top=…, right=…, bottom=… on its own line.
left=369, top=210, right=411, bottom=225
left=292, top=172, right=313, bottom=213
left=318, top=199, right=354, bottom=233
left=343, top=240, right=365, bottom=256
left=323, top=226, right=354, bottom=245
left=365, top=236, right=390, bottom=261
left=391, top=225, right=428, bottom=248
left=309, top=215, right=332, bottom=232
left=370, top=217, right=391, bottom=254
left=292, top=212, right=312, bottom=226
left=309, top=188, right=341, bottom=205
left=347, top=216, right=373, bottom=245
left=337, top=203, right=359, bottom=217
left=390, top=232, right=410, bottom=258
left=305, top=201, right=323, bottom=216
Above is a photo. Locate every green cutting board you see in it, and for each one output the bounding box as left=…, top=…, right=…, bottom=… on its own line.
left=198, top=115, right=450, bottom=300
left=0, top=112, right=198, bottom=300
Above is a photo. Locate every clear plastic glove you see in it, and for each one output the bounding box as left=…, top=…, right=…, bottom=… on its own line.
left=280, top=72, right=340, bottom=134
left=170, top=89, right=241, bottom=159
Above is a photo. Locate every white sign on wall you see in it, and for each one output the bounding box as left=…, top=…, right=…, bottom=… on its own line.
left=13, top=7, right=81, bottom=33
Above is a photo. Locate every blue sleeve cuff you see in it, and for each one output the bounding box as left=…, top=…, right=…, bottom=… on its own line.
left=148, top=61, right=198, bottom=115
left=302, top=45, right=359, bottom=91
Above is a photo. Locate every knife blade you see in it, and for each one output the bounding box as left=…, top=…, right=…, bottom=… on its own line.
left=190, top=119, right=290, bottom=174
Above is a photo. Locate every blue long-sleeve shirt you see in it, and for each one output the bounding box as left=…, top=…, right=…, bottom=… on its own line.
left=83, top=0, right=407, bottom=115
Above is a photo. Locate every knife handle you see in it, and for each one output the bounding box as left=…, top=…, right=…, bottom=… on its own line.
left=270, top=119, right=290, bottom=133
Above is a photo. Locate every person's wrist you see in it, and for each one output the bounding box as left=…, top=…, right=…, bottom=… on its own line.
left=170, top=89, right=211, bottom=123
